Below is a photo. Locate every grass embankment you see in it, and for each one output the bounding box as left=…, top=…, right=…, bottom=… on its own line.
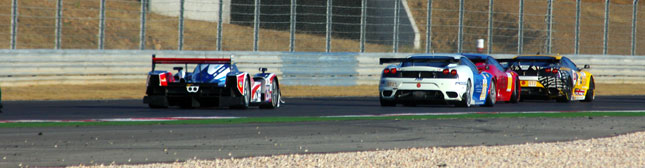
left=1, top=112, right=644, bottom=128
left=1, top=83, right=644, bottom=101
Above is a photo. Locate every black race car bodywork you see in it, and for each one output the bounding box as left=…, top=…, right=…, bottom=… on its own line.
left=498, top=55, right=594, bottom=102
left=143, top=55, right=281, bottom=109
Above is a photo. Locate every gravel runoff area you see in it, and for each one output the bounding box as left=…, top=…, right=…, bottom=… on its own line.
left=70, top=131, right=645, bottom=168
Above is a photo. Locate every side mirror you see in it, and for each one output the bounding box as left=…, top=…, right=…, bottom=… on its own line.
left=583, top=64, right=590, bottom=69
left=259, top=67, right=268, bottom=73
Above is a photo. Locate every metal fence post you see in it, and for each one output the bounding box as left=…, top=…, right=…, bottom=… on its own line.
left=289, top=0, right=296, bottom=52
left=603, top=0, right=609, bottom=55
left=98, top=0, right=105, bottom=50
left=139, top=0, right=147, bottom=50
left=325, top=0, right=332, bottom=53
left=546, top=0, right=553, bottom=54
left=487, top=0, right=493, bottom=54
left=254, top=0, right=260, bottom=52
left=517, top=0, right=524, bottom=54
left=632, top=0, right=639, bottom=55
left=55, top=0, right=62, bottom=49
left=425, top=0, right=432, bottom=53
left=10, top=0, right=17, bottom=49
left=178, top=0, right=185, bottom=50
left=575, top=0, right=580, bottom=54
left=360, top=0, right=366, bottom=53
left=217, top=0, right=223, bottom=51
left=458, top=0, right=464, bottom=53
left=393, top=0, right=400, bottom=53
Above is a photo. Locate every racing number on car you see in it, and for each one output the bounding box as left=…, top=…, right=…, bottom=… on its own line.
left=480, top=78, right=487, bottom=100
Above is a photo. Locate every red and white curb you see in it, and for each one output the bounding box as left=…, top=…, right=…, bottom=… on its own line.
left=0, top=110, right=643, bottom=124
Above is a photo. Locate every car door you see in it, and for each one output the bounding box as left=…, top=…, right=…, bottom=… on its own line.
left=487, top=57, right=508, bottom=96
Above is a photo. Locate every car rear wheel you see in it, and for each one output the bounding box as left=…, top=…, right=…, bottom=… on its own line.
left=556, top=88, right=573, bottom=103
left=231, top=77, right=251, bottom=109
left=260, top=78, right=281, bottom=109
left=379, top=97, right=396, bottom=107
left=510, top=78, right=520, bottom=103
left=456, top=80, right=472, bottom=107
left=583, top=78, right=595, bottom=102
left=484, top=81, right=496, bottom=107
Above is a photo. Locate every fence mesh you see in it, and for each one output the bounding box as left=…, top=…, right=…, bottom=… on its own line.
left=2, top=0, right=644, bottom=55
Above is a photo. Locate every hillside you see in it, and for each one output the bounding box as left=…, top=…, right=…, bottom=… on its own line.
left=0, top=0, right=642, bottom=55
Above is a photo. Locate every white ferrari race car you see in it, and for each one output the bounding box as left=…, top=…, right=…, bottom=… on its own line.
left=379, top=54, right=495, bottom=107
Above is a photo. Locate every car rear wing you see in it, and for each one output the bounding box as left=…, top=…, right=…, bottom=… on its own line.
left=151, top=54, right=232, bottom=70
left=496, top=58, right=559, bottom=70
left=379, top=57, right=459, bottom=65
left=379, top=58, right=408, bottom=65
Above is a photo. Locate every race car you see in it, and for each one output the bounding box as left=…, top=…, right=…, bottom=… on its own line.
left=498, top=55, right=594, bottom=102
left=463, top=53, right=521, bottom=103
left=143, top=54, right=281, bottom=109
left=379, top=54, right=495, bottom=107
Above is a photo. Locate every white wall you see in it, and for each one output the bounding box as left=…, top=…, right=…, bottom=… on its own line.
left=149, top=0, right=231, bottom=23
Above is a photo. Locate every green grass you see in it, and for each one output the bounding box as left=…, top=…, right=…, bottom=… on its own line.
left=1, top=112, right=644, bottom=128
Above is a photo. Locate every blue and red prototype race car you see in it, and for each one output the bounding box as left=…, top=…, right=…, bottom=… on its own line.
left=143, top=55, right=281, bottom=109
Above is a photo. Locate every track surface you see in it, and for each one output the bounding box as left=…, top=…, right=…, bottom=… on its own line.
left=1, top=96, right=645, bottom=120
left=0, top=96, right=644, bottom=167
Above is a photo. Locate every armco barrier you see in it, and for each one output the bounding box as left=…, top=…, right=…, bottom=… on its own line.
left=0, top=50, right=643, bottom=86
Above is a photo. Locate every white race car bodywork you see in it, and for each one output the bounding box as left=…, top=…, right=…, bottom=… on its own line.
left=379, top=64, right=475, bottom=104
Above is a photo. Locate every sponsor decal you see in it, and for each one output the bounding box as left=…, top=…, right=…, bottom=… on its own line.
left=186, top=86, right=199, bottom=93
left=237, top=74, right=246, bottom=95
left=455, top=81, right=467, bottom=85
left=506, top=73, right=513, bottom=92
left=575, top=88, right=585, bottom=96
left=480, top=78, right=488, bottom=100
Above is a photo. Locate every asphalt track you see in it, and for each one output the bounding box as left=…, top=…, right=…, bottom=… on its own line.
left=1, top=96, right=645, bottom=120
left=0, top=96, right=644, bottom=167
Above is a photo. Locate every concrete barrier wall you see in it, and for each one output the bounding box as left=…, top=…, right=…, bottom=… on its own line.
left=0, top=50, right=643, bottom=86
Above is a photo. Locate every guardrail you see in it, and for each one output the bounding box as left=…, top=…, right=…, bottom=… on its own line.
left=0, top=50, right=643, bottom=86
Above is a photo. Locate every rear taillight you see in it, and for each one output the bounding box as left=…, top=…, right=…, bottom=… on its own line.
left=450, top=69, right=457, bottom=76
left=390, top=68, right=397, bottom=74
left=552, top=69, right=558, bottom=73
left=545, top=68, right=552, bottom=73
left=158, top=73, right=168, bottom=86
left=443, top=69, right=450, bottom=75
left=383, top=69, right=390, bottom=74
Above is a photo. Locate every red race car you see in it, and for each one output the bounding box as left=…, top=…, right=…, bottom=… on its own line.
left=464, top=53, right=521, bottom=104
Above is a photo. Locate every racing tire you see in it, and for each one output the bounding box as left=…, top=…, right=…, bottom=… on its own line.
left=379, top=97, right=397, bottom=107
left=510, top=78, right=520, bottom=103
left=456, top=80, right=472, bottom=107
left=148, top=103, right=168, bottom=108
left=147, top=95, right=169, bottom=108
left=483, top=81, right=496, bottom=107
left=260, top=78, right=281, bottom=109
left=231, top=77, right=251, bottom=109
left=556, top=88, right=573, bottom=103
left=582, top=78, right=595, bottom=102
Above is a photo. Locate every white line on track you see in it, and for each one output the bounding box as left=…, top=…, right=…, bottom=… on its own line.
left=0, top=110, right=643, bottom=124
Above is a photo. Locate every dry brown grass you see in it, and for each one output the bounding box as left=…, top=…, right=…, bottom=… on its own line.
left=1, top=83, right=643, bottom=101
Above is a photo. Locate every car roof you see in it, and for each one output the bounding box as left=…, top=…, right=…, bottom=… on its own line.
left=515, top=55, right=563, bottom=60
left=409, top=53, right=464, bottom=60
left=461, top=53, right=493, bottom=61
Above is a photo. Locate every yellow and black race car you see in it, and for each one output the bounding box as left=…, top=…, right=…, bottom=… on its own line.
left=498, top=55, right=594, bottom=102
